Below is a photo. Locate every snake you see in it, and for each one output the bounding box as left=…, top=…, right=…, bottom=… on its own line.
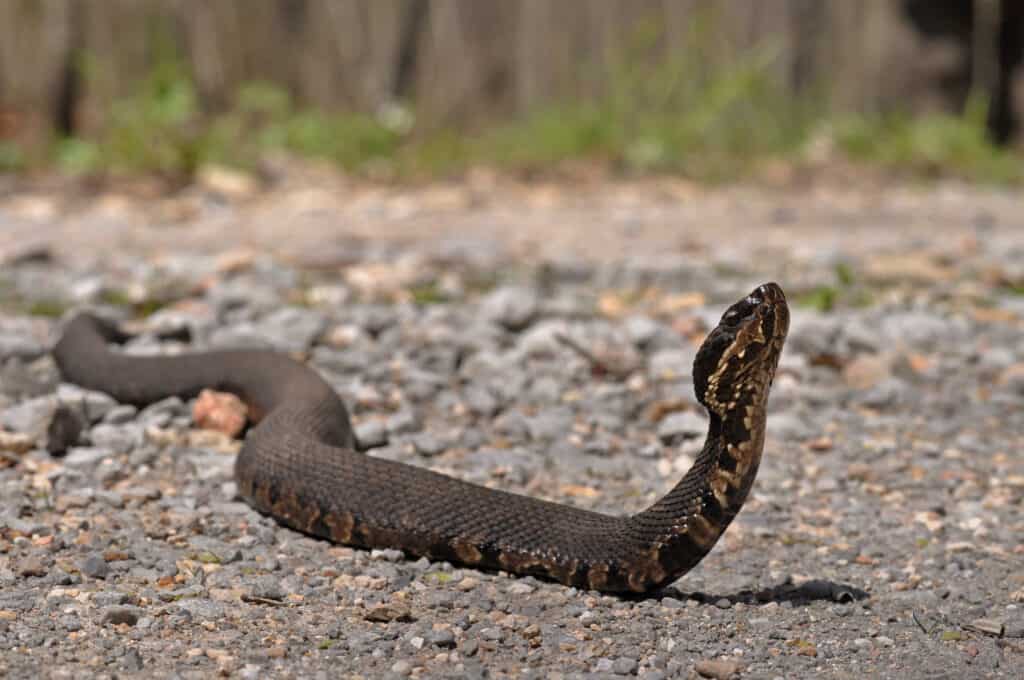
left=53, top=282, right=788, bottom=593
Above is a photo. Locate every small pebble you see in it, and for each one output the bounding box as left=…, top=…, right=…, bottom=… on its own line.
left=101, top=606, right=143, bottom=626
left=694, top=658, right=741, bottom=680
left=79, top=553, right=110, bottom=579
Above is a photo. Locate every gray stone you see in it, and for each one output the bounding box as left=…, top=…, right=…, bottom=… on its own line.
left=175, top=598, right=226, bottom=620
left=371, top=549, right=404, bottom=562
left=481, top=286, right=539, bottom=331
left=386, top=409, right=421, bottom=435
left=0, top=356, right=58, bottom=400
left=494, top=410, right=531, bottom=441
left=17, top=555, right=48, bottom=578
left=64, top=446, right=114, bottom=469
left=412, top=433, right=446, bottom=457
left=839, top=316, right=881, bottom=354
left=788, top=313, right=842, bottom=358
left=79, top=554, right=110, bottom=579
left=207, top=324, right=274, bottom=350
left=101, top=605, right=143, bottom=626
left=612, top=657, right=638, bottom=675
left=93, top=590, right=133, bottom=607
left=138, top=396, right=187, bottom=427
left=881, top=312, right=965, bottom=351
left=857, top=377, right=909, bottom=409
left=767, top=412, right=814, bottom=441
left=0, top=333, right=45, bottom=361
left=517, top=320, right=570, bottom=356
left=649, top=349, right=696, bottom=380
left=254, top=307, right=326, bottom=353
left=89, top=423, right=143, bottom=455
left=526, top=408, right=573, bottom=442
left=57, top=384, right=118, bottom=423
left=507, top=582, right=534, bottom=595
left=0, top=395, right=55, bottom=435
left=251, top=577, right=285, bottom=601
left=430, top=629, right=456, bottom=648
left=657, top=411, right=707, bottom=444
left=527, top=375, right=562, bottom=404
left=102, top=404, right=139, bottom=425
left=60, top=614, right=82, bottom=632
left=479, top=627, right=502, bottom=641
left=624, top=316, right=661, bottom=348
left=355, top=420, right=388, bottom=450
left=95, top=490, right=125, bottom=508
left=122, top=648, right=144, bottom=672
left=463, top=386, right=500, bottom=417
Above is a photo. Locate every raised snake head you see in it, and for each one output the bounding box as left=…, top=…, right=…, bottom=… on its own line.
left=692, top=282, right=790, bottom=420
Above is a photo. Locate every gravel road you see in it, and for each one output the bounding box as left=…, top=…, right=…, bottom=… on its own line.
left=0, top=176, right=1022, bottom=679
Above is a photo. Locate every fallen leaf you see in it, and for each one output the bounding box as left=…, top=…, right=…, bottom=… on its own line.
left=559, top=484, right=600, bottom=498
left=657, top=292, right=705, bottom=314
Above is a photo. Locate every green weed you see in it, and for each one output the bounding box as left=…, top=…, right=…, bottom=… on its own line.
left=98, top=289, right=167, bottom=317
left=462, top=14, right=818, bottom=180
left=798, top=263, right=873, bottom=312
left=0, top=141, right=24, bottom=172
left=408, top=282, right=448, bottom=305
left=21, top=13, right=1024, bottom=185
left=24, top=300, right=71, bottom=318
left=832, top=95, right=1022, bottom=183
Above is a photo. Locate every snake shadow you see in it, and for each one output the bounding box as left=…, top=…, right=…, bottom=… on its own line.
left=656, top=578, right=869, bottom=606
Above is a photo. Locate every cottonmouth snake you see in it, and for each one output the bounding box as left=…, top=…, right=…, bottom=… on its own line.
left=53, top=282, right=788, bottom=593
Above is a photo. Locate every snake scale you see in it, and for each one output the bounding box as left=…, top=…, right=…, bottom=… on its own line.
left=54, top=282, right=789, bottom=593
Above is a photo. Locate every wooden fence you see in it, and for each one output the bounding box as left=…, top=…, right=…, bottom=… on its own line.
left=0, top=0, right=1018, bottom=147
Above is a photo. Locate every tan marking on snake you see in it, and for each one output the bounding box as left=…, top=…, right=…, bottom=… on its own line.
left=686, top=514, right=721, bottom=550
left=587, top=564, right=610, bottom=591
left=324, top=512, right=355, bottom=543
left=452, top=541, right=484, bottom=564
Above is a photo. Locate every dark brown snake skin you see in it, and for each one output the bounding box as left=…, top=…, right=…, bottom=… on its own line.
left=53, top=282, right=788, bottom=593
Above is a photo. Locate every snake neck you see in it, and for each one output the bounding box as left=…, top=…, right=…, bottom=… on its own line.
left=636, top=403, right=765, bottom=539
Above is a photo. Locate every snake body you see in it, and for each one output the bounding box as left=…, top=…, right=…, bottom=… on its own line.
left=54, top=282, right=788, bottom=593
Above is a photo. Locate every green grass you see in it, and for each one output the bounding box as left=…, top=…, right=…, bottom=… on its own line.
left=797, top=263, right=873, bottom=312
left=1, top=18, right=1021, bottom=185
left=407, top=282, right=449, bottom=305
left=0, top=141, right=24, bottom=172
left=831, top=96, right=1022, bottom=184
left=97, top=289, right=168, bottom=317
left=398, top=21, right=819, bottom=181
left=23, top=300, right=71, bottom=318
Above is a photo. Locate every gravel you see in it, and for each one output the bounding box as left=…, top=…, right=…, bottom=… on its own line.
left=0, top=180, right=1021, bottom=679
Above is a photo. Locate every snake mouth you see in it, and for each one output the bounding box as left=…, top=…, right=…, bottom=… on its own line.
left=753, top=282, right=786, bottom=306
left=751, top=282, right=789, bottom=343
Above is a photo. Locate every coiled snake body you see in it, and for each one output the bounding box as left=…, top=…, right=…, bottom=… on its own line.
left=54, top=283, right=788, bottom=593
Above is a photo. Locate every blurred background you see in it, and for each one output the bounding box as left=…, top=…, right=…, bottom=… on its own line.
left=1, top=0, right=1024, bottom=184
